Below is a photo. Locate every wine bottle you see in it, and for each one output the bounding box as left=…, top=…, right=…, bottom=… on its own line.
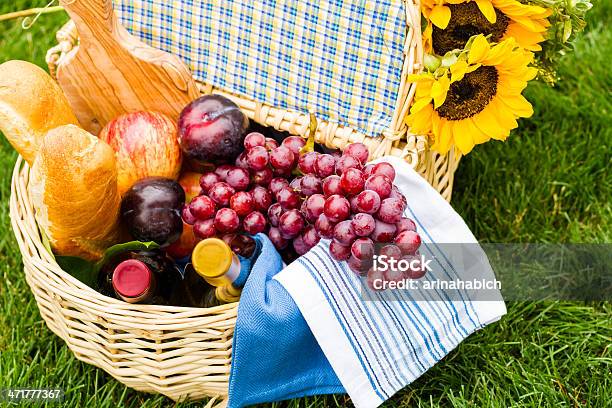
left=101, top=250, right=182, bottom=304
left=191, top=236, right=260, bottom=304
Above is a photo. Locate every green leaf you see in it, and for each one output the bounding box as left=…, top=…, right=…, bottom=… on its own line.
left=94, top=241, right=160, bottom=272
left=55, top=241, right=159, bottom=289
left=56, top=256, right=96, bottom=287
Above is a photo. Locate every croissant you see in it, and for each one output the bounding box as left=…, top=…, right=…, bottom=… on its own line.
left=29, top=125, right=121, bottom=260
left=0, top=60, right=79, bottom=165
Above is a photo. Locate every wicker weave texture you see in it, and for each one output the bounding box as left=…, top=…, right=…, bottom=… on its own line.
left=11, top=0, right=460, bottom=403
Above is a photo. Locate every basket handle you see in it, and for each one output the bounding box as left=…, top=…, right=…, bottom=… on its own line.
left=59, top=0, right=116, bottom=41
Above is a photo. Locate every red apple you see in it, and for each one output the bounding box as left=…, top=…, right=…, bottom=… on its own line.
left=99, top=111, right=182, bottom=195
left=179, top=171, right=203, bottom=203
left=165, top=222, right=199, bottom=259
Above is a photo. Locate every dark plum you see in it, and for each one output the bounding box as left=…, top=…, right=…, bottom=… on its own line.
left=178, top=95, right=248, bottom=164
left=120, top=177, right=185, bottom=246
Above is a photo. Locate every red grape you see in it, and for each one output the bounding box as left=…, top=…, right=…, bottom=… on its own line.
left=302, top=194, right=326, bottom=222
left=268, top=226, right=288, bottom=250
left=243, top=211, right=267, bottom=235
left=403, top=254, right=427, bottom=279
left=229, top=191, right=254, bottom=216
left=329, top=240, right=351, bottom=261
left=252, top=167, right=273, bottom=186
left=300, top=174, right=322, bottom=195
left=265, top=137, right=279, bottom=151
left=377, top=197, right=404, bottom=224
left=354, top=190, right=381, bottom=214
left=394, top=230, right=421, bottom=254
left=293, top=234, right=311, bottom=255
left=322, top=175, right=343, bottom=196
left=298, top=151, right=319, bottom=174
left=396, top=217, right=417, bottom=233
left=199, top=172, right=222, bottom=193
left=214, top=164, right=234, bottom=180
left=246, top=146, right=269, bottom=170
left=250, top=186, right=273, bottom=211
left=384, top=264, right=404, bottom=283
left=324, top=195, right=350, bottom=222
left=315, top=214, right=335, bottom=238
left=193, top=218, right=216, bottom=239
left=370, top=219, right=397, bottom=243
left=269, top=177, right=290, bottom=196
left=209, top=182, right=235, bottom=206
left=351, top=237, right=374, bottom=260
left=340, top=167, right=365, bottom=195
left=226, top=167, right=250, bottom=191
left=276, top=186, right=300, bottom=210
left=302, top=225, right=321, bottom=247
left=270, top=146, right=295, bottom=170
left=335, top=154, right=362, bottom=175
left=352, top=213, right=375, bottom=236
left=189, top=195, right=216, bottom=219
left=315, top=154, right=336, bottom=178
left=273, top=166, right=293, bottom=178
left=379, top=244, right=402, bottom=261
left=282, top=136, right=306, bottom=154
left=244, top=132, right=266, bottom=149
left=363, top=163, right=375, bottom=178
left=389, top=185, right=407, bottom=209
left=235, top=151, right=249, bottom=169
left=182, top=205, right=198, bottom=225
left=367, top=267, right=385, bottom=291
left=344, top=142, right=369, bottom=164
left=333, top=220, right=356, bottom=245
left=289, top=177, right=302, bottom=191
left=267, top=203, right=283, bottom=227
left=279, top=209, right=305, bottom=239
left=364, top=175, right=392, bottom=199
left=371, top=162, right=396, bottom=182
left=347, top=255, right=370, bottom=275
left=214, top=208, right=240, bottom=233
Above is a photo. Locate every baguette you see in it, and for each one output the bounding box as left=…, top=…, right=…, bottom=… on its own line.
left=0, top=60, right=79, bottom=164
left=30, top=125, right=121, bottom=260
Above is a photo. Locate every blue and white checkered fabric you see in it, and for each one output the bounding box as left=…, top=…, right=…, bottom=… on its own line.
left=114, top=0, right=407, bottom=137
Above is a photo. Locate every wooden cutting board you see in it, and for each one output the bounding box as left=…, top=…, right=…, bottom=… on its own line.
left=56, top=0, right=200, bottom=135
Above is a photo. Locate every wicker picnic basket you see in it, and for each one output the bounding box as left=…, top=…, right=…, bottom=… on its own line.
left=10, top=0, right=461, bottom=404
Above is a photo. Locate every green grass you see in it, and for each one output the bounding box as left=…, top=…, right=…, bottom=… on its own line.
left=0, top=1, right=610, bottom=407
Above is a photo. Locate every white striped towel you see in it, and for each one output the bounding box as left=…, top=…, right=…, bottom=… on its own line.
left=275, top=155, right=506, bottom=408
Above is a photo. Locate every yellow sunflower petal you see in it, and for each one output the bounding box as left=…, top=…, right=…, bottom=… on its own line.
left=434, top=119, right=453, bottom=154
left=490, top=97, right=518, bottom=130
left=465, top=117, right=490, bottom=144
left=450, top=60, right=468, bottom=83
left=430, top=5, right=452, bottom=29
left=468, top=35, right=490, bottom=64
left=410, top=97, right=434, bottom=114
left=498, top=94, right=534, bottom=118
left=409, top=104, right=434, bottom=132
left=431, top=76, right=451, bottom=109
left=475, top=0, right=497, bottom=23
left=452, top=119, right=476, bottom=154
left=473, top=107, right=506, bottom=140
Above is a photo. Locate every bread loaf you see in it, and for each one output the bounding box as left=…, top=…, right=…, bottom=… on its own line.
left=30, top=125, right=121, bottom=260
left=0, top=60, right=79, bottom=164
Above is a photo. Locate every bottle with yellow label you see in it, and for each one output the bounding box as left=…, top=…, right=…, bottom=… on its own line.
left=189, top=235, right=260, bottom=304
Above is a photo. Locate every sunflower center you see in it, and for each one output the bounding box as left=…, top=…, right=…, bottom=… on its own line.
left=436, top=66, right=498, bottom=120
left=432, top=2, right=509, bottom=54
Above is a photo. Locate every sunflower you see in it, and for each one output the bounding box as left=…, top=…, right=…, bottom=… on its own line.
left=406, top=35, right=537, bottom=154
left=422, top=0, right=551, bottom=53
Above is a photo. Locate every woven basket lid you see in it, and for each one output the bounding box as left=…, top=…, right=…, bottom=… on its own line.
left=114, top=0, right=412, bottom=138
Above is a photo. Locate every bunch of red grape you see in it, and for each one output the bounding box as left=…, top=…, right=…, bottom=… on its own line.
left=182, top=133, right=305, bottom=243
left=182, top=132, right=422, bottom=275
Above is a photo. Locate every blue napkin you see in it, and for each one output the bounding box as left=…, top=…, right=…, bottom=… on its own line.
left=227, top=234, right=344, bottom=407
